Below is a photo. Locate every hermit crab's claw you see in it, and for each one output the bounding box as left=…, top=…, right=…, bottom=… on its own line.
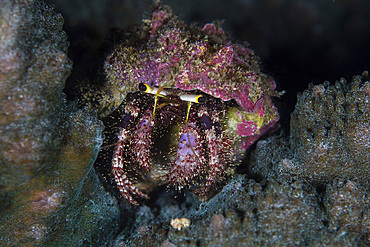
left=166, top=117, right=206, bottom=188
left=111, top=103, right=154, bottom=205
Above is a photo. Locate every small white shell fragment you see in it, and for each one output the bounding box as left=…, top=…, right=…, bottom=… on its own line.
left=170, top=217, right=191, bottom=230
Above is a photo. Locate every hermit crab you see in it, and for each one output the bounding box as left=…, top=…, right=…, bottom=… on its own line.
left=103, top=5, right=280, bottom=205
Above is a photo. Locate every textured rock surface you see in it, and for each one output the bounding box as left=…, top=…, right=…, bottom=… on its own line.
left=248, top=73, right=370, bottom=245
left=324, top=179, right=370, bottom=235
left=251, top=71, right=370, bottom=184
left=0, top=0, right=71, bottom=182
left=114, top=175, right=369, bottom=246
left=287, top=71, right=370, bottom=183
left=0, top=1, right=120, bottom=245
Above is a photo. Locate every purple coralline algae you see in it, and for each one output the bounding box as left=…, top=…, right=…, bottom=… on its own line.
left=104, top=4, right=279, bottom=151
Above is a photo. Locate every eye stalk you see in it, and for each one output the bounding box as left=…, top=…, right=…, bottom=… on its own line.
left=196, top=95, right=205, bottom=104
left=139, top=83, right=168, bottom=96
left=138, top=83, right=148, bottom=92
left=180, top=94, right=204, bottom=104
left=139, top=83, right=204, bottom=104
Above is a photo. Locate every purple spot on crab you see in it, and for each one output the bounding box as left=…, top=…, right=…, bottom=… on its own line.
left=178, top=133, right=197, bottom=153
left=167, top=120, right=206, bottom=186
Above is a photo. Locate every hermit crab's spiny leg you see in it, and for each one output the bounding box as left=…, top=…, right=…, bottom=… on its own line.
left=198, top=105, right=227, bottom=193
left=131, top=108, right=155, bottom=172
left=113, top=167, right=149, bottom=206
left=112, top=104, right=149, bottom=205
left=111, top=101, right=140, bottom=177
left=167, top=118, right=206, bottom=187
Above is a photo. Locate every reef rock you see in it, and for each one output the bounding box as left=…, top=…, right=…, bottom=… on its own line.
left=287, top=71, right=370, bottom=183
left=0, top=1, right=119, bottom=245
